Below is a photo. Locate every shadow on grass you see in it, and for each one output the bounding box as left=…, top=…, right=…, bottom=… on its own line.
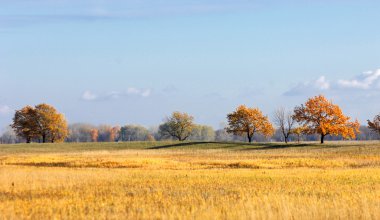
left=148, top=141, right=318, bottom=150
left=148, top=142, right=217, bottom=149
left=147, top=141, right=260, bottom=150
left=240, top=143, right=316, bottom=151
left=240, top=142, right=367, bottom=151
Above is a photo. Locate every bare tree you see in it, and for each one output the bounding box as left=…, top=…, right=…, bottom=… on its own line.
left=273, top=107, right=295, bottom=144
left=368, top=114, right=380, bottom=135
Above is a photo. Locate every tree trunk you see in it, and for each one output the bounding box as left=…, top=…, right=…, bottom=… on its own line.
left=42, top=134, right=46, bottom=143
left=321, top=134, right=325, bottom=144
left=285, top=136, right=288, bottom=144
left=26, top=137, right=31, bottom=143
left=247, top=133, right=252, bottom=143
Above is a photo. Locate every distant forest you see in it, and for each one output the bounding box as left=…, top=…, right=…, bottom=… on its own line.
left=1, top=124, right=379, bottom=144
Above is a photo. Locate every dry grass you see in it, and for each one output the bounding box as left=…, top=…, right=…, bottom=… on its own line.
left=0, top=141, right=379, bottom=219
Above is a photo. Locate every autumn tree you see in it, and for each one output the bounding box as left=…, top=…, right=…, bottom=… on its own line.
left=293, top=95, right=360, bottom=144
left=90, top=129, right=99, bottom=142
left=226, top=105, right=274, bottom=143
left=11, top=106, right=39, bottom=143
left=11, top=104, right=68, bottom=143
left=273, top=107, right=295, bottom=143
left=34, top=104, right=68, bottom=143
left=159, top=112, right=195, bottom=141
left=110, top=126, right=121, bottom=142
left=292, top=126, right=306, bottom=143
left=368, top=114, right=380, bottom=135
left=49, top=113, right=68, bottom=143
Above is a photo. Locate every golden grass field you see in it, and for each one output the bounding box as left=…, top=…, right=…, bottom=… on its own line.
left=0, top=141, right=379, bottom=219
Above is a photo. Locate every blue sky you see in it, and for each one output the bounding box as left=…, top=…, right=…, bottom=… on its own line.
left=1, top=0, right=380, bottom=130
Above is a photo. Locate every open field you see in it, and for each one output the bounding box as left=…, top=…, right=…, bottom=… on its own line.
left=0, top=141, right=380, bottom=219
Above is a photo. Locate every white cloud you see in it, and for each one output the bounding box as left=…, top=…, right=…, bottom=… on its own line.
left=337, top=69, right=380, bottom=89
left=315, top=76, right=330, bottom=90
left=141, top=89, right=151, bottom=97
left=82, top=90, right=98, bottom=101
left=127, top=87, right=141, bottom=95
left=0, top=105, right=12, bottom=115
left=81, top=87, right=151, bottom=101
left=284, top=75, right=330, bottom=96
left=284, top=69, right=380, bottom=96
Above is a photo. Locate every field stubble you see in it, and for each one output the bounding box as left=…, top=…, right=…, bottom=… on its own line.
left=0, top=141, right=379, bottom=219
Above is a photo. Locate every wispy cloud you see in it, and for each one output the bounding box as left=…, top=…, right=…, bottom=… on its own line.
left=0, top=0, right=258, bottom=29
left=284, top=69, right=380, bottom=96
left=81, top=88, right=151, bottom=101
left=284, top=76, right=330, bottom=96
left=337, top=69, right=380, bottom=89
left=82, top=91, right=98, bottom=101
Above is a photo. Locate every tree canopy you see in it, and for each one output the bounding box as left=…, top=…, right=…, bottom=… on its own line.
left=293, top=95, right=360, bottom=144
left=11, top=104, right=68, bottom=143
left=226, top=105, right=274, bottom=143
left=159, top=112, right=195, bottom=141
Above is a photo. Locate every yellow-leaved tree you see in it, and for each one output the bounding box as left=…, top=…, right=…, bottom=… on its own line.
left=292, top=126, right=306, bottom=143
left=293, top=95, right=360, bottom=144
left=226, top=105, right=274, bottom=143
left=48, top=113, right=69, bottom=143
left=11, top=103, right=68, bottom=143
left=35, top=104, right=68, bottom=143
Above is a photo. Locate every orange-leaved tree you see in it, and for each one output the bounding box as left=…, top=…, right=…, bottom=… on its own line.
left=293, top=95, right=360, bottom=144
left=226, top=105, right=274, bottom=143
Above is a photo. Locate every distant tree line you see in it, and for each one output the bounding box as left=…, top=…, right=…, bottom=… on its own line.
left=3, top=123, right=380, bottom=144
left=2, top=95, right=380, bottom=144
left=65, top=121, right=215, bottom=143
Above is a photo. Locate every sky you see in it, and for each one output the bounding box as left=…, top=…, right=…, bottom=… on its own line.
left=1, top=0, right=380, bottom=131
